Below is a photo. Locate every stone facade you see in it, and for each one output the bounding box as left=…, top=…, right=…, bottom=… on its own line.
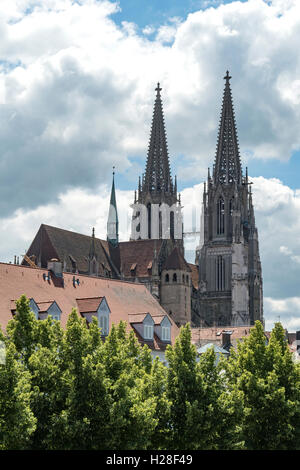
left=196, top=72, right=263, bottom=327
left=23, top=77, right=262, bottom=329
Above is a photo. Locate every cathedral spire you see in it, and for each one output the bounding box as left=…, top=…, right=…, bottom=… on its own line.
left=107, top=168, right=119, bottom=246
left=214, top=71, right=242, bottom=186
left=143, top=83, right=173, bottom=196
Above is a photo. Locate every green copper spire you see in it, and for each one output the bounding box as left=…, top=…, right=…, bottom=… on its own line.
left=107, top=167, right=119, bottom=246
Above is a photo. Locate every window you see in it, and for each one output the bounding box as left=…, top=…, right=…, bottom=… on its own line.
left=144, top=324, right=153, bottom=340
left=147, top=203, right=151, bottom=239
left=99, top=315, right=109, bottom=336
left=170, top=211, right=174, bottom=239
left=165, top=273, right=169, bottom=282
left=216, top=256, right=225, bottom=291
left=173, top=273, right=177, bottom=282
left=217, top=197, right=225, bottom=234
left=162, top=326, right=171, bottom=341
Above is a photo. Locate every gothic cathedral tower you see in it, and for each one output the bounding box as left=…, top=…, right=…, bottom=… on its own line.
left=197, top=72, right=263, bottom=327
left=131, top=83, right=183, bottom=246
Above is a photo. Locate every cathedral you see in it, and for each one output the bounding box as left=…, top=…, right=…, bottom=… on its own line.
left=23, top=72, right=263, bottom=328
left=196, top=72, right=263, bottom=327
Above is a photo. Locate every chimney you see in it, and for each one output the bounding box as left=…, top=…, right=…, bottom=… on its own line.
left=47, top=258, right=63, bottom=277
left=222, top=330, right=232, bottom=350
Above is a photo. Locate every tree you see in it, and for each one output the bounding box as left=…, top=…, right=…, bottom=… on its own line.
left=6, top=295, right=38, bottom=364
left=0, top=344, right=36, bottom=449
left=165, top=323, right=243, bottom=450
left=225, top=321, right=300, bottom=450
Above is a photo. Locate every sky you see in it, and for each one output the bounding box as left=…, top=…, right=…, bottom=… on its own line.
left=0, top=0, right=300, bottom=331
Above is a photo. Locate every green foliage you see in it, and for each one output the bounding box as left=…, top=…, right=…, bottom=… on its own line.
left=225, top=321, right=300, bottom=450
left=165, top=323, right=243, bottom=450
left=0, top=344, right=36, bottom=449
left=0, top=296, right=299, bottom=450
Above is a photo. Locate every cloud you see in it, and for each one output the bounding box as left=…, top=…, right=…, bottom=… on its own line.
left=264, top=297, right=300, bottom=332
left=0, top=0, right=300, bottom=217
left=1, top=1, right=300, bottom=330
left=0, top=183, right=134, bottom=262
left=1, top=174, right=300, bottom=330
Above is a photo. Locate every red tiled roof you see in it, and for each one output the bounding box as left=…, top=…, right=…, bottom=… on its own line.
left=36, top=301, right=55, bottom=313
left=0, top=263, right=179, bottom=351
left=76, top=297, right=104, bottom=314
left=188, top=263, right=199, bottom=289
left=191, top=326, right=254, bottom=344
left=152, top=315, right=168, bottom=325
left=128, top=313, right=148, bottom=324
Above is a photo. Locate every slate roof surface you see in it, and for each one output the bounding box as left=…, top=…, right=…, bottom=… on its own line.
left=162, top=246, right=191, bottom=272
left=24, top=224, right=116, bottom=277
left=118, top=239, right=163, bottom=278
left=0, top=262, right=179, bottom=351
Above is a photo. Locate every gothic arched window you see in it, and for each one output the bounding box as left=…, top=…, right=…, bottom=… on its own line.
left=170, top=211, right=174, bottom=239
left=165, top=273, right=169, bottom=283
left=216, top=256, right=225, bottom=291
left=217, top=197, right=225, bottom=235
left=147, top=203, right=151, bottom=239
left=173, top=273, right=177, bottom=282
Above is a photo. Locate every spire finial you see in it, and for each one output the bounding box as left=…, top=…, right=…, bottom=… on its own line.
left=92, top=227, right=95, bottom=237
left=155, top=82, right=162, bottom=95
left=112, top=165, right=115, bottom=177
left=224, top=70, right=231, bottom=82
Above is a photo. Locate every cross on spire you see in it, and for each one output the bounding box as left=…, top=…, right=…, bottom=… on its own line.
left=155, top=82, right=162, bottom=95
left=224, top=70, right=232, bottom=82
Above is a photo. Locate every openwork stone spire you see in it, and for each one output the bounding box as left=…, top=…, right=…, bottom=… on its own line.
left=214, top=71, right=242, bottom=185
left=142, top=83, right=174, bottom=197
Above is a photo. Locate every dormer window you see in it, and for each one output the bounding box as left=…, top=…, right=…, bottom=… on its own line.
left=162, top=325, right=171, bottom=341
left=76, top=296, right=111, bottom=336
left=99, top=315, right=109, bottom=336
left=144, top=324, right=154, bottom=340
left=36, top=300, right=62, bottom=321
left=153, top=315, right=172, bottom=343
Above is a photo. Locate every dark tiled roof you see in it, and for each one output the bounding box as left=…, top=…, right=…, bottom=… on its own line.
left=118, top=239, right=163, bottom=278
left=162, top=246, right=191, bottom=272
left=23, top=224, right=117, bottom=277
